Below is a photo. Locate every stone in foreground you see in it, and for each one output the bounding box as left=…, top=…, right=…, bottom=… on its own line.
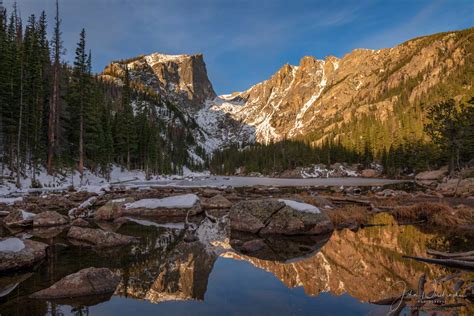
left=0, top=238, right=48, bottom=272
left=122, top=194, right=202, bottom=220
left=71, top=218, right=89, bottom=227
left=3, top=210, right=36, bottom=227
left=415, top=167, right=448, bottom=186
left=201, top=194, right=232, bottom=209
left=67, top=226, right=137, bottom=248
left=230, top=199, right=333, bottom=236
left=33, top=211, right=69, bottom=227
left=30, top=267, right=119, bottom=299
left=94, top=198, right=133, bottom=221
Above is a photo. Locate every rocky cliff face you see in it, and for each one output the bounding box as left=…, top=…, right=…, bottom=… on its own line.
left=102, top=28, right=473, bottom=151
left=215, top=28, right=473, bottom=144
left=104, top=53, right=216, bottom=111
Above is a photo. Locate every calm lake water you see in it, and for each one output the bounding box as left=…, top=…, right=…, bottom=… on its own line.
left=1, top=213, right=472, bottom=316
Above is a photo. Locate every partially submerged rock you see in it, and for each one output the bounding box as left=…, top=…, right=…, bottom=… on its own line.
left=0, top=238, right=48, bottom=272
left=437, top=178, right=474, bottom=197
left=230, top=199, right=334, bottom=236
left=33, top=211, right=69, bottom=227
left=415, top=167, right=448, bottom=185
left=94, top=197, right=133, bottom=221
left=31, top=225, right=69, bottom=239
left=121, top=194, right=202, bottom=220
left=200, top=188, right=223, bottom=198
left=201, top=194, right=232, bottom=210
left=71, top=218, right=89, bottom=227
left=67, top=226, right=137, bottom=248
left=0, top=272, right=33, bottom=298
left=3, top=210, right=36, bottom=227
left=30, top=267, right=119, bottom=299
left=361, top=169, right=380, bottom=178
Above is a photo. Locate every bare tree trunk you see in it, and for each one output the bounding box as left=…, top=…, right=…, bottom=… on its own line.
left=127, top=146, right=130, bottom=170
left=47, top=0, right=61, bottom=175
left=79, top=96, right=84, bottom=184
left=16, top=64, right=23, bottom=189
left=0, top=102, right=3, bottom=185
left=47, top=67, right=58, bottom=174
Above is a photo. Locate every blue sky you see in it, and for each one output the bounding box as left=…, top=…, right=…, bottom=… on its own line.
left=3, top=0, right=474, bottom=94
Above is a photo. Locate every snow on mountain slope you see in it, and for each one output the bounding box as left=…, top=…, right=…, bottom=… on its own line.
left=210, top=57, right=332, bottom=144
left=101, top=29, right=474, bottom=151
left=195, top=98, right=255, bottom=152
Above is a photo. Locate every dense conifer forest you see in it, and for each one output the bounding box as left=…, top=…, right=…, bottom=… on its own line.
left=0, top=3, right=201, bottom=187
left=209, top=98, right=474, bottom=176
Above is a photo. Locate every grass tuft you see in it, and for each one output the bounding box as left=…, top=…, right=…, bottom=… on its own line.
left=392, top=202, right=472, bottom=227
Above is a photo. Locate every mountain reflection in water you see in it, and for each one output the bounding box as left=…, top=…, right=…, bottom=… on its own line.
left=0, top=213, right=472, bottom=315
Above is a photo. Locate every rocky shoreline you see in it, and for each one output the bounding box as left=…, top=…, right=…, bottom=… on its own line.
left=1, top=176, right=473, bottom=303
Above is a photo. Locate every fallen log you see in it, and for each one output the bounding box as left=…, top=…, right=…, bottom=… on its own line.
left=453, top=279, right=464, bottom=292
left=403, top=255, right=474, bottom=270
left=435, top=272, right=466, bottom=283
left=423, top=303, right=465, bottom=310
left=427, top=249, right=474, bottom=258
left=453, top=256, right=474, bottom=262
left=328, top=197, right=372, bottom=205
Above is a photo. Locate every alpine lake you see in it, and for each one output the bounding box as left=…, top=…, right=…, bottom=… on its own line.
left=1, top=181, right=473, bottom=316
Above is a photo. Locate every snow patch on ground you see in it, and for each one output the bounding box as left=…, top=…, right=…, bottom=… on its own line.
left=0, top=197, right=23, bottom=205
left=301, top=165, right=360, bottom=178
left=125, top=194, right=199, bottom=209
left=182, top=167, right=210, bottom=178
left=20, top=210, right=36, bottom=220
left=278, top=199, right=320, bottom=214
left=111, top=198, right=126, bottom=203
left=0, top=238, right=25, bottom=253
left=0, top=165, right=210, bottom=197
left=125, top=217, right=185, bottom=230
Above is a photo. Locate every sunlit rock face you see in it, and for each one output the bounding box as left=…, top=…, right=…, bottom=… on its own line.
left=103, top=53, right=216, bottom=112
left=103, top=29, right=474, bottom=150
left=215, top=30, right=473, bottom=144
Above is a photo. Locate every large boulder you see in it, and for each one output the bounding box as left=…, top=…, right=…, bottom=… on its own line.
left=3, top=210, right=36, bottom=227
left=94, top=197, right=133, bottom=221
left=30, top=267, right=119, bottom=299
left=121, top=194, right=202, bottom=220
left=437, top=178, right=474, bottom=197
left=67, top=226, right=138, bottom=248
left=33, top=211, right=69, bottom=227
left=32, top=225, right=69, bottom=239
left=0, top=238, right=48, bottom=272
left=415, top=167, right=448, bottom=185
left=361, top=169, right=380, bottom=178
left=230, top=199, right=334, bottom=236
left=71, top=218, right=89, bottom=227
left=201, top=194, right=232, bottom=210
left=0, top=272, right=33, bottom=298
